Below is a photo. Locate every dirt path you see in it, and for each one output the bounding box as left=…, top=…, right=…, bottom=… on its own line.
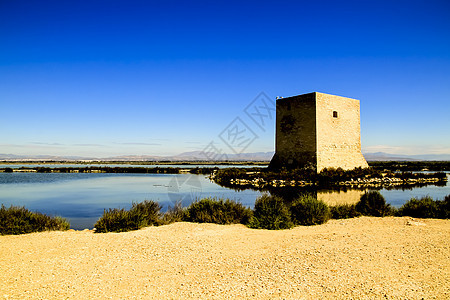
left=1, top=217, right=449, bottom=299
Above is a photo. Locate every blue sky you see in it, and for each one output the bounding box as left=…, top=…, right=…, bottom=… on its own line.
left=1, top=0, right=449, bottom=158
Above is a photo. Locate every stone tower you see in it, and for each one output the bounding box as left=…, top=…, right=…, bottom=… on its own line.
left=269, top=92, right=368, bottom=172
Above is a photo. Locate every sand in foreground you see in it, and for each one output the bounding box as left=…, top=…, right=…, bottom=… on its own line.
left=0, top=217, right=449, bottom=299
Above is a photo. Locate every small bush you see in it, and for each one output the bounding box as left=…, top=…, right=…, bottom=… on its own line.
left=94, top=208, right=130, bottom=233
left=290, top=194, right=330, bottom=225
left=397, top=196, right=438, bottom=218
left=94, top=200, right=162, bottom=233
left=438, top=195, right=449, bottom=219
left=129, top=200, right=163, bottom=227
left=162, top=201, right=186, bottom=224
left=0, top=204, right=70, bottom=235
left=248, top=194, right=293, bottom=230
left=356, top=191, right=392, bottom=217
left=184, top=197, right=252, bottom=225
left=330, top=204, right=361, bottom=219
left=398, top=195, right=449, bottom=219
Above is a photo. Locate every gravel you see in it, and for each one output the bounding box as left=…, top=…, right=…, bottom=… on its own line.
left=0, top=216, right=449, bottom=299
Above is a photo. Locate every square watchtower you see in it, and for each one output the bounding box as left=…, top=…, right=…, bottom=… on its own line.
left=269, top=92, right=368, bottom=172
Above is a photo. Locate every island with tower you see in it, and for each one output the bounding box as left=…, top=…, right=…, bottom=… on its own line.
left=213, top=91, right=446, bottom=189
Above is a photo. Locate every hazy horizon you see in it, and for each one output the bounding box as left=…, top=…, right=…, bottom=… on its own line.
left=1, top=1, right=449, bottom=158
left=1, top=150, right=450, bottom=163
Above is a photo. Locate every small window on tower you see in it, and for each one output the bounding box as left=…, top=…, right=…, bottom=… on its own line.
left=333, top=111, right=338, bottom=118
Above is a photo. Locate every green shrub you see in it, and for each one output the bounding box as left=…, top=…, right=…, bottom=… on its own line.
left=330, top=204, right=361, bottom=219
left=356, top=191, right=392, bottom=217
left=94, top=200, right=162, bottom=233
left=0, top=204, right=70, bottom=235
left=290, top=194, right=330, bottom=225
left=129, top=200, right=163, bottom=227
left=184, top=197, right=252, bottom=225
left=438, top=195, right=449, bottom=219
left=398, top=195, right=449, bottom=219
left=94, top=208, right=130, bottom=233
left=162, top=201, right=186, bottom=224
left=397, top=196, right=438, bottom=218
left=248, top=194, right=293, bottom=230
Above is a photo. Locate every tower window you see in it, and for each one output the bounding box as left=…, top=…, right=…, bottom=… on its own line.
left=333, top=111, right=338, bottom=118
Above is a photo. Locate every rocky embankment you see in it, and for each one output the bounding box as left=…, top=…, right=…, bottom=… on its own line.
left=214, top=173, right=447, bottom=189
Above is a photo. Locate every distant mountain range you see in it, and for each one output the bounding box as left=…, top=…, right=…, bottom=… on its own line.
left=362, top=152, right=450, bottom=161
left=0, top=151, right=275, bottom=162
left=0, top=151, right=449, bottom=162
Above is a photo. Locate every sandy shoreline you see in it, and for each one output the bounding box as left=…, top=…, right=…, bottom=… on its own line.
left=1, top=217, right=449, bottom=299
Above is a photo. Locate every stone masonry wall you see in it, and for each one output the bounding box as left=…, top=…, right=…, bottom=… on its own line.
left=315, top=92, right=368, bottom=171
left=269, top=92, right=368, bottom=172
left=269, top=93, right=317, bottom=171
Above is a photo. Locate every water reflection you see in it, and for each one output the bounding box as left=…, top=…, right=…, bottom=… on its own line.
left=317, top=189, right=366, bottom=206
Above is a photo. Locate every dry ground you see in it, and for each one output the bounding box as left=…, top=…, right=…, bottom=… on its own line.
left=0, top=217, right=449, bottom=299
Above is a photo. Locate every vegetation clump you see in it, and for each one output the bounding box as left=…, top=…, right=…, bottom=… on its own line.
left=397, top=195, right=449, bottom=219
left=368, top=160, right=450, bottom=172
left=248, top=194, right=293, bottom=230
left=0, top=204, right=70, bottom=235
left=440, top=195, right=450, bottom=219
left=94, top=198, right=253, bottom=233
left=94, top=200, right=162, bottom=233
left=92, top=192, right=449, bottom=234
left=355, top=191, right=393, bottom=217
left=16, top=191, right=444, bottom=235
left=162, top=200, right=186, bottom=224
left=94, top=208, right=130, bottom=233
left=290, top=194, right=330, bottom=225
left=184, top=197, right=252, bottom=225
left=330, top=204, right=361, bottom=219
left=317, top=167, right=382, bottom=185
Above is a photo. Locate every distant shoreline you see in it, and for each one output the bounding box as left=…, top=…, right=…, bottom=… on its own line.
left=0, top=160, right=270, bottom=166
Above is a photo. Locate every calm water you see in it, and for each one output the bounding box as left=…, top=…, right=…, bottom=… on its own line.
left=0, top=173, right=263, bottom=229
left=0, top=163, right=265, bottom=169
left=0, top=172, right=448, bottom=230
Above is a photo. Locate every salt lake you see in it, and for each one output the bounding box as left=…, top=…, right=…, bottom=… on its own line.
left=0, top=171, right=448, bottom=230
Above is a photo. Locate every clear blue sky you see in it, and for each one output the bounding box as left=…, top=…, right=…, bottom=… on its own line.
left=1, top=0, right=449, bottom=157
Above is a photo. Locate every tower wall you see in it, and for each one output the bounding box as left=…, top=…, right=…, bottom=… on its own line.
left=315, top=93, right=368, bottom=171
left=269, top=92, right=368, bottom=172
left=270, top=93, right=317, bottom=171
